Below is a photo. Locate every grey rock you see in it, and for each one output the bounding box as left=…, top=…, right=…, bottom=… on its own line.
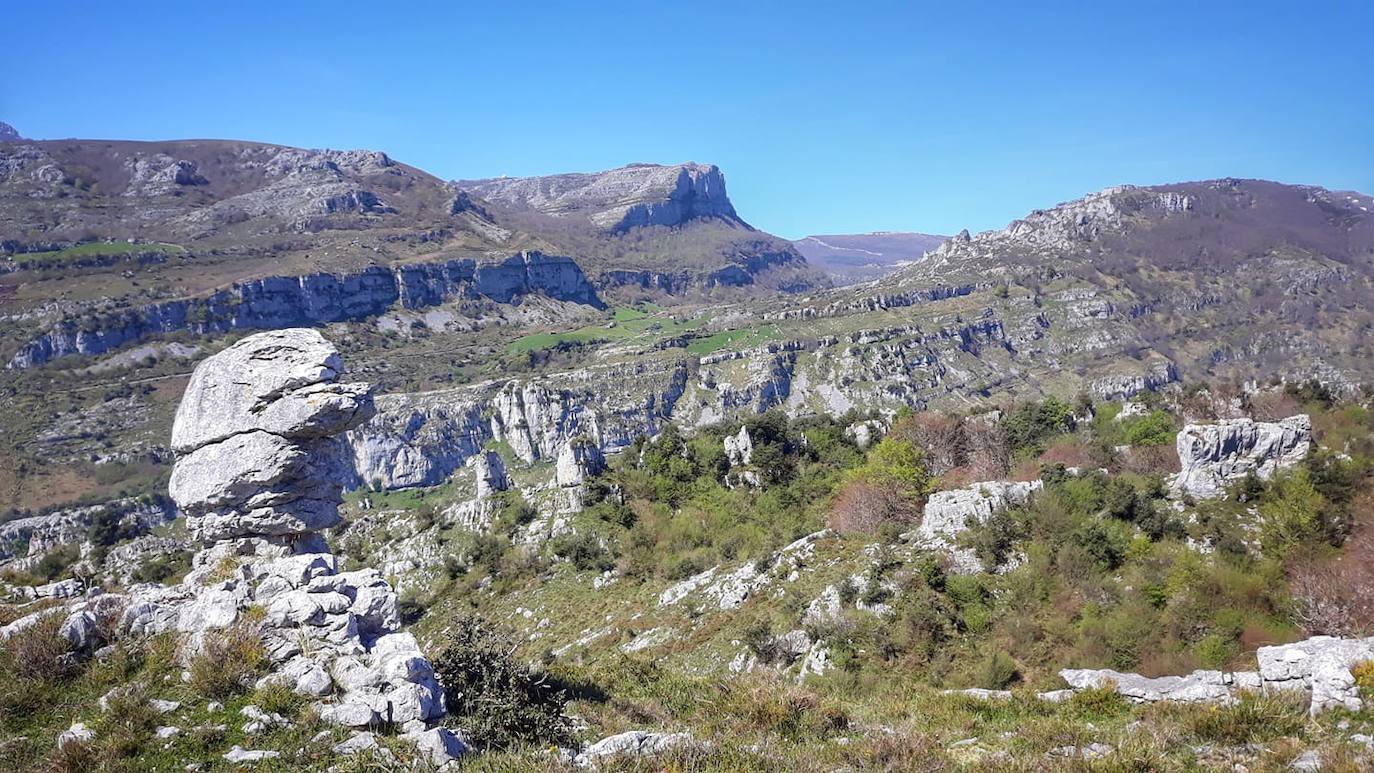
left=575, top=730, right=696, bottom=767
left=332, top=731, right=379, bottom=755
left=1060, top=668, right=1238, bottom=703
left=11, top=252, right=601, bottom=369
left=1290, top=749, right=1322, bottom=771
left=408, top=727, right=470, bottom=766
left=1171, top=415, right=1312, bottom=500
left=458, top=163, right=739, bottom=233
left=556, top=438, right=606, bottom=487
left=170, top=329, right=369, bottom=453
left=169, top=329, right=373, bottom=543
left=1258, top=635, right=1374, bottom=715
left=222, top=746, right=280, bottom=762
left=912, top=480, right=1042, bottom=573
left=149, top=699, right=181, bottom=714
left=57, top=721, right=94, bottom=749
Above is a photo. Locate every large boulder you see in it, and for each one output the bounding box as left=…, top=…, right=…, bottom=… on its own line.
left=912, top=480, right=1042, bottom=574
left=168, top=329, right=374, bottom=544
left=1257, top=635, right=1374, bottom=715
left=1170, top=415, right=1311, bottom=500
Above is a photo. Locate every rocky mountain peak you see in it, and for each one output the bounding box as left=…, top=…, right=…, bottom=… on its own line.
left=456, top=162, right=743, bottom=232
left=0, top=121, right=21, bottom=142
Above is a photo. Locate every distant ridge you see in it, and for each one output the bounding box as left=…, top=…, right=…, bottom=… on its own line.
left=792, top=231, right=946, bottom=284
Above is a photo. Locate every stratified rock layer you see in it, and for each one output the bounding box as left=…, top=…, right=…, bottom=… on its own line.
left=168, top=329, right=375, bottom=544
left=1170, top=414, right=1311, bottom=499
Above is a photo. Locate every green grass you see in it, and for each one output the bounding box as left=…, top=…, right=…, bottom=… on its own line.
left=685, top=326, right=780, bottom=356
left=9, top=241, right=184, bottom=266
left=506, top=305, right=700, bottom=354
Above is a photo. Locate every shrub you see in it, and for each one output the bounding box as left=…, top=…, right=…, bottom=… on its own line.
left=93, top=682, right=159, bottom=761
left=1258, top=468, right=1327, bottom=558
left=131, top=550, right=192, bottom=584
left=1352, top=660, right=1374, bottom=699
left=432, top=613, right=573, bottom=749
left=1176, top=690, right=1306, bottom=744
left=187, top=621, right=267, bottom=699
left=0, top=610, right=76, bottom=681
left=1289, top=527, right=1374, bottom=635
left=1121, top=411, right=1177, bottom=447
left=829, top=479, right=920, bottom=535
left=550, top=531, right=615, bottom=572
left=976, top=650, right=1019, bottom=690
left=1002, top=397, right=1075, bottom=455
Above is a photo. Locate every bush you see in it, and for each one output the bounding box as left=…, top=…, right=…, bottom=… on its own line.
left=976, top=650, right=1019, bottom=689
left=1002, top=397, right=1075, bottom=454
left=1121, top=411, right=1177, bottom=447
left=187, top=621, right=267, bottom=699
left=432, top=613, right=573, bottom=749
left=550, top=531, right=615, bottom=572
left=0, top=610, right=76, bottom=681
left=829, top=479, right=920, bottom=535
left=1176, top=690, right=1306, bottom=744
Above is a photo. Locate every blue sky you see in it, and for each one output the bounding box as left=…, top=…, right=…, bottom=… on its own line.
left=3, top=1, right=1370, bottom=238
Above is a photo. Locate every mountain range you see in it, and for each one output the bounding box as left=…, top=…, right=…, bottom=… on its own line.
left=791, top=231, right=946, bottom=284
left=5, top=127, right=1374, bottom=770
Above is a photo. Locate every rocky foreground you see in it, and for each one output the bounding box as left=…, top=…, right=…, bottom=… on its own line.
left=2, top=329, right=466, bottom=765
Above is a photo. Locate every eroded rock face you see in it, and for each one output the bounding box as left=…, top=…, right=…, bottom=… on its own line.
left=168, top=329, right=374, bottom=544
left=913, top=480, right=1042, bottom=574
left=1170, top=415, right=1311, bottom=500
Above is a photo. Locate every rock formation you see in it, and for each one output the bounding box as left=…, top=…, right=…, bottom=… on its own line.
left=3, top=329, right=461, bottom=748
left=10, top=251, right=601, bottom=368
left=912, top=480, right=1043, bottom=574
left=1056, top=634, right=1374, bottom=717
left=1170, top=414, right=1312, bottom=499
left=457, top=163, right=741, bottom=233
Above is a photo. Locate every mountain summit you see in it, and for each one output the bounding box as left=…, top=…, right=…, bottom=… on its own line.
left=457, top=162, right=740, bottom=233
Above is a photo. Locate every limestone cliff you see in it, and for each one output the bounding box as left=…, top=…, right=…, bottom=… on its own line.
left=458, top=163, right=741, bottom=233
left=9, top=251, right=600, bottom=368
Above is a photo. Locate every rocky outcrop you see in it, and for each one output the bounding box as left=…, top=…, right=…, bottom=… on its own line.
left=168, top=329, right=375, bottom=544
left=4, top=329, right=450, bottom=732
left=1257, top=636, right=1374, bottom=715
left=0, top=121, right=21, bottom=142
left=0, top=497, right=177, bottom=569
left=1056, top=634, right=1374, bottom=717
left=1170, top=414, right=1311, bottom=499
left=9, top=251, right=600, bottom=368
left=351, top=359, right=692, bottom=489
left=556, top=439, right=607, bottom=488
left=459, top=163, right=740, bottom=233
left=575, top=730, right=696, bottom=767
left=1060, top=668, right=1259, bottom=704
left=912, top=481, right=1042, bottom=574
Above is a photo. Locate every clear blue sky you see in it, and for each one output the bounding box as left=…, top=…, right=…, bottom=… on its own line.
left=3, top=1, right=1370, bottom=239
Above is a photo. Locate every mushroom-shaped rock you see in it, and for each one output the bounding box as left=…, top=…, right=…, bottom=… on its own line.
left=168, top=328, right=375, bottom=544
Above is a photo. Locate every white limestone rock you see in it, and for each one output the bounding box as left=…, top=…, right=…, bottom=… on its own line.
left=912, top=480, right=1042, bottom=573
left=171, top=329, right=371, bottom=453
left=556, top=438, right=606, bottom=487
left=1170, top=415, right=1312, bottom=500
left=57, top=721, right=94, bottom=749
left=1257, top=635, right=1374, bottom=715
left=575, top=730, right=696, bottom=767
left=1059, top=668, right=1241, bottom=703
left=408, top=727, right=470, bottom=766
